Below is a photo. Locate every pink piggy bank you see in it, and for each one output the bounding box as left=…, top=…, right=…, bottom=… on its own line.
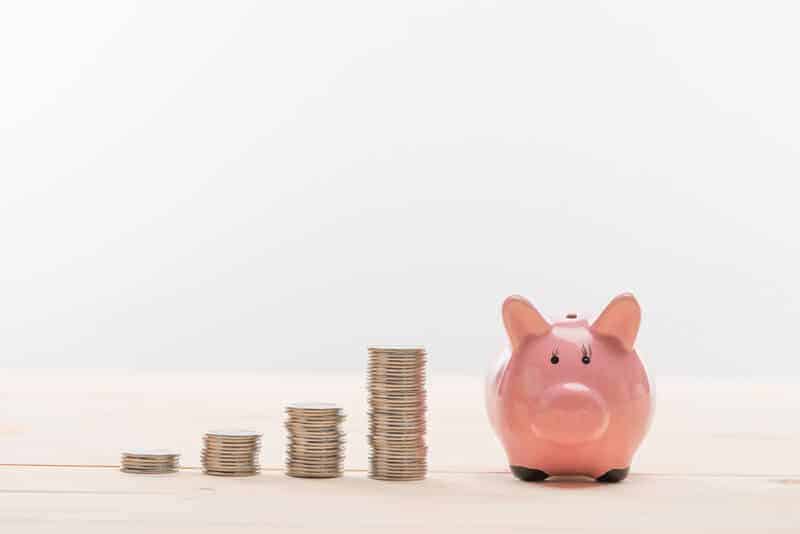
left=486, top=293, right=652, bottom=482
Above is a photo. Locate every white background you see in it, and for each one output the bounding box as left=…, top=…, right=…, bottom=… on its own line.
left=1, top=1, right=798, bottom=377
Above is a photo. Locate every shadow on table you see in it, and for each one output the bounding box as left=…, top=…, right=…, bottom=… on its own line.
left=538, top=476, right=605, bottom=489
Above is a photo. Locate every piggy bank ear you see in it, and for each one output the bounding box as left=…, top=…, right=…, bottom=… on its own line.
left=502, top=296, right=551, bottom=349
left=591, top=293, right=641, bottom=351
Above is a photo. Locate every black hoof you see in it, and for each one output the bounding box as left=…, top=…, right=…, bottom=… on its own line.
left=510, top=465, right=549, bottom=482
left=596, top=467, right=629, bottom=483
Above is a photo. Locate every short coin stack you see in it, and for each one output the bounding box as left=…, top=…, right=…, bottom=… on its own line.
left=285, top=402, right=345, bottom=478
left=202, top=429, right=262, bottom=477
left=120, top=449, right=179, bottom=474
left=367, top=346, right=427, bottom=481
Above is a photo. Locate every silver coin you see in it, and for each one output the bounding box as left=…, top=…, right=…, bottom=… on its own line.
left=286, top=401, right=342, bottom=411
left=206, top=429, right=262, bottom=438
left=203, top=473, right=259, bottom=478
left=121, top=448, right=179, bottom=457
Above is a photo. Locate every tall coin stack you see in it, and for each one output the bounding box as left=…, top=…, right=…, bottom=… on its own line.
left=202, top=429, right=262, bottom=477
left=120, top=449, right=179, bottom=474
left=367, top=346, right=427, bottom=481
left=285, top=402, right=345, bottom=478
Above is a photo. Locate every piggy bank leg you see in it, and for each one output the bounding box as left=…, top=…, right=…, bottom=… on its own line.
left=595, top=467, right=629, bottom=483
left=510, top=466, right=549, bottom=482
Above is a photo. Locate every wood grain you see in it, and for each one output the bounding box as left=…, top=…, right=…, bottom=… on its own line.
left=0, top=370, right=797, bottom=531
left=0, top=468, right=797, bottom=532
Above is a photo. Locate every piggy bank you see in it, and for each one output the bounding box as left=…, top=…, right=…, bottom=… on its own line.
left=485, top=293, right=652, bottom=482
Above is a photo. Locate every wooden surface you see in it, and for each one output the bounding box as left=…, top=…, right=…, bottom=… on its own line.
left=1, top=370, right=799, bottom=532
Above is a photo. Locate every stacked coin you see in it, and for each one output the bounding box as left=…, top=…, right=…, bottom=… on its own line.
left=202, top=429, right=262, bottom=477
left=367, top=346, right=427, bottom=481
left=120, top=449, right=179, bottom=474
left=285, top=402, right=345, bottom=478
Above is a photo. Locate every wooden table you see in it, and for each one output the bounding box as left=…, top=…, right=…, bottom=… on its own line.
left=1, top=370, right=798, bottom=532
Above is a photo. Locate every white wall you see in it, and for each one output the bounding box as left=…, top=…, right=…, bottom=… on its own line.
left=1, top=1, right=798, bottom=377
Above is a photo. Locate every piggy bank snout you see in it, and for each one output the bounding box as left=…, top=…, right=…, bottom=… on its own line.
left=530, top=383, right=609, bottom=445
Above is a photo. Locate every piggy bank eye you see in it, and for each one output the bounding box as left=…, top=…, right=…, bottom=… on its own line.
left=581, top=345, right=592, bottom=365
left=582, top=355, right=591, bottom=365
left=550, top=351, right=559, bottom=365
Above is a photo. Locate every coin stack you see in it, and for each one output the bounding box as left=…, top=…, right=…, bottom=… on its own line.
left=285, top=402, right=345, bottom=478
left=367, top=346, right=427, bottom=481
left=201, top=429, right=262, bottom=477
left=120, top=449, right=179, bottom=474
